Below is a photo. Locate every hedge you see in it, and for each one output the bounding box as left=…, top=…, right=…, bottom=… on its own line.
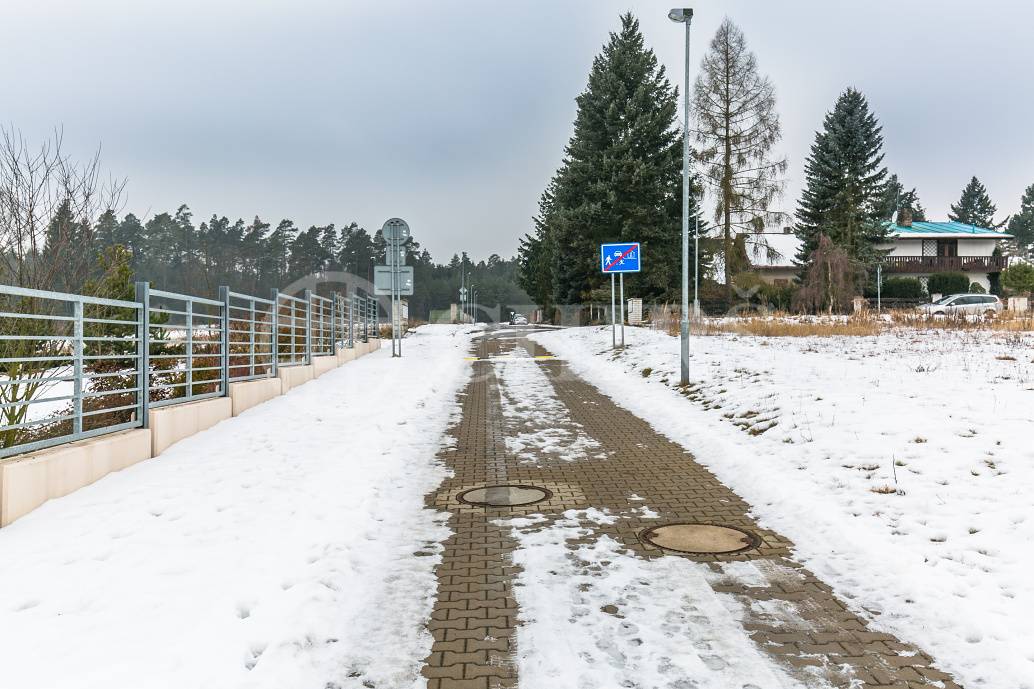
left=880, top=277, right=926, bottom=300
left=927, top=272, right=970, bottom=296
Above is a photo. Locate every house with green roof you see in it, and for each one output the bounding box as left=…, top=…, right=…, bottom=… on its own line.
left=879, top=219, right=1011, bottom=291
left=750, top=218, right=1012, bottom=292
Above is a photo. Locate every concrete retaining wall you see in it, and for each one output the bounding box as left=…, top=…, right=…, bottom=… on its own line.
left=312, top=355, right=338, bottom=378
left=0, top=429, right=151, bottom=526
left=278, top=364, right=314, bottom=392
left=336, top=347, right=356, bottom=365
left=229, top=378, right=283, bottom=416
left=0, top=338, right=380, bottom=527
left=149, top=397, right=234, bottom=456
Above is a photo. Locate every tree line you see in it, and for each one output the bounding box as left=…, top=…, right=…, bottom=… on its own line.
left=517, top=13, right=1034, bottom=315
left=1, top=128, right=530, bottom=321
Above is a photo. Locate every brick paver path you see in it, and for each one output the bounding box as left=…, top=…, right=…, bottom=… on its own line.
left=422, top=327, right=962, bottom=689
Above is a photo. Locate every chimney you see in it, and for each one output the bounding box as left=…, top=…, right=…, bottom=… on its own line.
left=896, top=207, right=913, bottom=227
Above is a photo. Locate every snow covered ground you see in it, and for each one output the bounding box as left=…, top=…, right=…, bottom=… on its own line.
left=501, top=508, right=824, bottom=689
left=531, top=325, right=1034, bottom=689
left=0, top=325, right=476, bottom=689
left=494, top=345, right=604, bottom=463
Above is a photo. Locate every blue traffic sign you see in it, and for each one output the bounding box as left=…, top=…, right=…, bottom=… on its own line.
left=600, top=242, right=641, bottom=273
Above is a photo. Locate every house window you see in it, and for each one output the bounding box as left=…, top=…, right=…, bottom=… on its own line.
left=937, top=239, right=958, bottom=257
left=922, top=239, right=937, bottom=256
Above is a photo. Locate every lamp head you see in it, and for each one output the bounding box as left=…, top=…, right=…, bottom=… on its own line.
left=668, top=8, right=693, bottom=22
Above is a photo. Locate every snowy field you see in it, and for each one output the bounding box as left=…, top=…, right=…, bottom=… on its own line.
left=531, top=325, right=1034, bottom=689
left=0, top=325, right=476, bottom=689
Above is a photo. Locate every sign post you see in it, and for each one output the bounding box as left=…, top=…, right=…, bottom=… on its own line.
left=376, top=218, right=413, bottom=357
left=600, top=242, right=640, bottom=350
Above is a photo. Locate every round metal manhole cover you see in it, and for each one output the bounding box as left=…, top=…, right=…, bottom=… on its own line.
left=457, top=485, right=551, bottom=507
left=640, top=523, right=760, bottom=555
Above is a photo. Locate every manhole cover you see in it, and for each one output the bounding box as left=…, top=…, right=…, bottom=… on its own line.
left=457, top=485, right=551, bottom=507
left=640, top=523, right=760, bottom=555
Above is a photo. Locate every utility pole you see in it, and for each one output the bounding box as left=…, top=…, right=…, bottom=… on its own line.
left=669, top=7, right=693, bottom=385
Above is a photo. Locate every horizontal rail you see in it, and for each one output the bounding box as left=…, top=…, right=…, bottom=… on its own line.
left=2, top=280, right=378, bottom=459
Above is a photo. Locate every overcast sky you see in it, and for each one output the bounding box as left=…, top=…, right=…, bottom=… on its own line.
left=5, top=0, right=1033, bottom=261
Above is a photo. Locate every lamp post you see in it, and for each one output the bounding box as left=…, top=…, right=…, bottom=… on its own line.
left=669, top=7, right=693, bottom=386
left=469, top=284, right=476, bottom=323
left=472, top=289, right=478, bottom=324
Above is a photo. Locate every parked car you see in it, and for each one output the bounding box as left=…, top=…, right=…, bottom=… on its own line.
left=512, top=314, right=528, bottom=326
left=917, top=293, right=1002, bottom=316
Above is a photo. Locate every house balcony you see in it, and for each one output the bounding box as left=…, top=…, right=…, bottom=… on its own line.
left=882, top=255, right=1008, bottom=274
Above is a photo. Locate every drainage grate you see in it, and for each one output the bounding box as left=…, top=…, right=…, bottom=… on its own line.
left=457, top=484, right=551, bottom=507
left=640, top=523, right=760, bottom=555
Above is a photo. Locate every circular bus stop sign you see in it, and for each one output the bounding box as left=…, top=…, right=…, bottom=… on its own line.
left=382, top=217, right=411, bottom=242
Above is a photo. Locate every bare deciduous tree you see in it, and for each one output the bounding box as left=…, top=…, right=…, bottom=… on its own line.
left=692, top=18, right=787, bottom=301
left=0, top=126, right=125, bottom=290
left=793, top=234, right=862, bottom=314
left=0, top=126, right=125, bottom=451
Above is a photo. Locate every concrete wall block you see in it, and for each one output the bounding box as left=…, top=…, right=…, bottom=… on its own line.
left=0, top=458, right=48, bottom=527
left=277, top=364, right=315, bottom=393
left=336, top=348, right=356, bottom=365
left=229, top=378, right=283, bottom=416
left=0, top=429, right=151, bottom=527
left=149, top=397, right=232, bottom=456
left=312, top=355, right=338, bottom=378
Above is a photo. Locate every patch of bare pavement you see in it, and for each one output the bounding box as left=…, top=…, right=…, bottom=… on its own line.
left=422, top=325, right=961, bottom=689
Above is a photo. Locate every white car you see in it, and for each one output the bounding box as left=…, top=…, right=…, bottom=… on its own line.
left=512, top=314, right=528, bottom=326
left=917, top=293, right=1002, bottom=316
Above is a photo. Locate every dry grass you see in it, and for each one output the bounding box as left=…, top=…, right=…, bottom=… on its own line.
left=702, top=316, right=882, bottom=337
left=668, top=310, right=1034, bottom=338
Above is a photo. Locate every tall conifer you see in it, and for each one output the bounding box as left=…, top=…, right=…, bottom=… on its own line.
left=795, top=88, right=888, bottom=266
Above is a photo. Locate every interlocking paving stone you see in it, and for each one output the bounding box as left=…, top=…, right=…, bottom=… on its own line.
left=421, top=329, right=963, bottom=689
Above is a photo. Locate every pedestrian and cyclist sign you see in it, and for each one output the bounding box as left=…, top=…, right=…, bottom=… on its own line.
left=600, top=242, right=641, bottom=273
left=600, top=241, right=641, bottom=350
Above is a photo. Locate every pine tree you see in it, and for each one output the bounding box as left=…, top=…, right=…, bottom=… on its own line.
left=880, top=174, right=926, bottom=222
left=532, top=13, right=698, bottom=305
left=693, top=18, right=786, bottom=300
left=1007, top=183, right=1034, bottom=256
left=949, top=176, right=1002, bottom=228
left=795, top=88, right=889, bottom=267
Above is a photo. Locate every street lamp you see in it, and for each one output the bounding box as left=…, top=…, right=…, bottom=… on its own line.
left=669, top=6, right=693, bottom=386
left=469, top=283, right=476, bottom=323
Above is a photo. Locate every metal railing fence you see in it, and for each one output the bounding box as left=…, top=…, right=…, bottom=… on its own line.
left=310, top=294, right=335, bottom=356
left=1, top=281, right=379, bottom=459
left=1, top=284, right=145, bottom=458
left=274, top=291, right=310, bottom=367
left=146, top=288, right=227, bottom=409
left=225, top=290, right=275, bottom=382
left=335, top=293, right=354, bottom=349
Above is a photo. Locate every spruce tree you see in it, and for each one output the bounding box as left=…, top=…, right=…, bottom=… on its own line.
left=535, top=13, right=700, bottom=305
left=795, top=88, right=889, bottom=266
left=1007, top=183, right=1034, bottom=256
left=949, top=176, right=1002, bottom=228
left=880, top=174, right=926, bottom=222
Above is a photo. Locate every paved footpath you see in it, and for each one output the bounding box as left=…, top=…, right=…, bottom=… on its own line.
left=421, top=327, right=962, bottom=689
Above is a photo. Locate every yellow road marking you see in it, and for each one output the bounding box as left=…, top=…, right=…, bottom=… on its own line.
left=464, top=355, right=557, bottom=362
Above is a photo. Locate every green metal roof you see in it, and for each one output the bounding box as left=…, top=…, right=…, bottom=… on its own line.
left=885, top=220, right=1010, bottom=237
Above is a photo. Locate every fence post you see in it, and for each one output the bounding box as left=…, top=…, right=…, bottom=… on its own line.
left=362, top=296, right=369, bottom=343
left=185, top=298, right=194, bottom=399
left=72, top=299, right=84, bottom=436
left=331, top=291, right=339, bottom=353
left=270, top=289, right=279, bottom=377
left=348, top=293, right=355, bottom=348
left=303, top=289, right=313, bottom=364
left=219, top=286, right=230, bottom=396
left=135, top=281, right=151, bottom=428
